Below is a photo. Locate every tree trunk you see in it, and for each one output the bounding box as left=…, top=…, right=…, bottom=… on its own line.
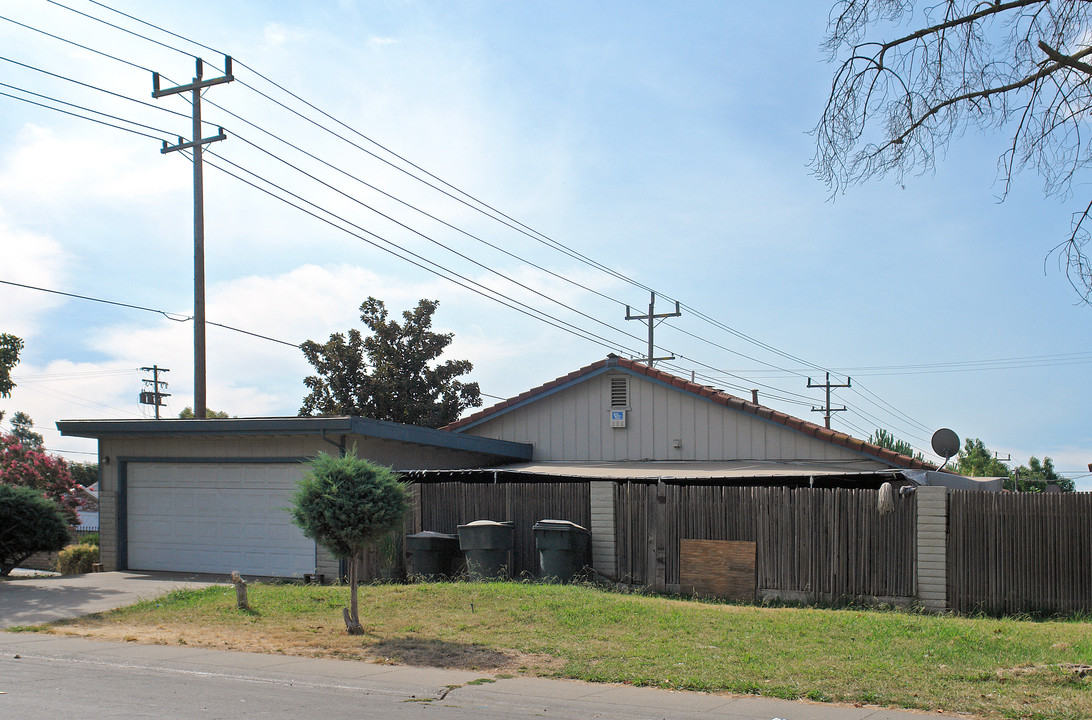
left=231, top=571, right=249, bottom=610
left=343, top=550, right=364, bottom=635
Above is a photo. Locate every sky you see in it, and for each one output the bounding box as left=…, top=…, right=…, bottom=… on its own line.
left=0, top=1, right=1089, bottom=487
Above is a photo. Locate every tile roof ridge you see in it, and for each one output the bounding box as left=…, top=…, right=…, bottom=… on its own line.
left=443, top=355, right=934, bottom=470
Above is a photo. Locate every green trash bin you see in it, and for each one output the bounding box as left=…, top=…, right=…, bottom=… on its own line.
left=457, top=520, right=515, bottom=580
left=406, top=531, right=461, bottom=579
left=534, top=519, right=590, bottom=582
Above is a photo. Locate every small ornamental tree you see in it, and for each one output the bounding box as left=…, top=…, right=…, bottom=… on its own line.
left=0, top=484, right=70, bottom=576
left=288, top=451, right=408, bottom=634
left=0, top=432, right=79, bottom=525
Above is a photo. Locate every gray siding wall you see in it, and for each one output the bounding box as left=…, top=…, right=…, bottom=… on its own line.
left=464, top=372, right=883, bottom=464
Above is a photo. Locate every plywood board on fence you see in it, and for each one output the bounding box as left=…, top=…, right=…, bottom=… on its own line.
left=679, top=539, right=756, bottom=601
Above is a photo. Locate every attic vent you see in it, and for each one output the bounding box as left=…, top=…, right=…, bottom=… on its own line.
left=610, top=375, right=629, bottom=408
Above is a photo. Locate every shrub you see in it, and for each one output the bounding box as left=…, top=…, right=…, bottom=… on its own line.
left=0, top=432, right=79, bottom=524
left=0, top=484, right=71, bottom=575
left=74, top=530, right=99, bottom=546
left=56, top=543, right=99, bottom=574
left=288, top=450, right=408, bottom=634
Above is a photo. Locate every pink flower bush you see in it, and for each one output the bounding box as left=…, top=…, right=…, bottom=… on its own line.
left=0, top=433, right=79, bottom=525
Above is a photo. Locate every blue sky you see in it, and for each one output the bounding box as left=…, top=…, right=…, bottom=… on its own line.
left=0, top=1, right=1089, bottom=487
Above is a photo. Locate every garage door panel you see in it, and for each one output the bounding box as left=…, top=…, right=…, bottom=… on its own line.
left=127, top=462, right=315, bottom=577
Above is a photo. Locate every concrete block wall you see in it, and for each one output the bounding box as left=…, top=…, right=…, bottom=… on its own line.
left=915, top=486, right=948, bottom=612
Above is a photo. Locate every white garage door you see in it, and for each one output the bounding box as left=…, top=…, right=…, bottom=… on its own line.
left=127, top=462, right=316, bottom=577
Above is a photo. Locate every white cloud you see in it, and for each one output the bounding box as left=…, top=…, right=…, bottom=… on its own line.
left=0, top=218, right=70, bottom=338
left=0, top=124, right=185, bottom=212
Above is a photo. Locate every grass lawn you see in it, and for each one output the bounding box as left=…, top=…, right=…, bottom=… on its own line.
left=18, top=581, right=1092, bottom=720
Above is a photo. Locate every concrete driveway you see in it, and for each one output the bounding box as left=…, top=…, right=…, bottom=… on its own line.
left=0, top=571, right=222, bottom=628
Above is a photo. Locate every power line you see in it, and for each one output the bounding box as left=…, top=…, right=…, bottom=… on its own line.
left=223, top=133, right=652, bottom=349
left=0, top=280, right=301, bottom=348
left=44, top=0, right=194, bottom=62
left=17, top=0, right=940, bottom=442
left=199, top=150, right=647, bottom=357
left=0, top=11, right=158, bottom=74
left=15, top=5, right=843, bottom=379
left=0, top=54, right=189, bottom=120
left=0, top=80, right=175, bottom=137
left=0, top=87, right=167, bottom=141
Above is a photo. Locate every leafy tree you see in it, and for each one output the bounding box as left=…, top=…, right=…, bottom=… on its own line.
left=178, top=407, right=232, bottom=419
left=9, top=411, right=43, bottom=450
left=300, top=297, right=482, bottom=427
left=287, top=451, right=408, bottom=634
left=868, top=428, right=923, bottom=461
left=955, top=438, right=1011, bottom=478
left=815, top=1, right=1092, bottom=301
left=0, top=484, right=71, bottom=576
left=0, top=334, right=23, bottom=423
left=1008, top=456, right=1073, bottom=492
left=69, top=461, right=99, bottom=488
left=0, top=432, right=79, bottom=525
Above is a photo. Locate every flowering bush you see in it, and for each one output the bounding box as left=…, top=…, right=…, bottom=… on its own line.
left=0, top=432, right=79, bottom=525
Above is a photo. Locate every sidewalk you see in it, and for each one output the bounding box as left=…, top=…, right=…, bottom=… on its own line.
left=0, top=570, right=221, bottom=628
left=0, top=631, right=969, bottom=720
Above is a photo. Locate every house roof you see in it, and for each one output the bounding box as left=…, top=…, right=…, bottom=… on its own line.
left=57, top=416, right=533, bottom=462
left=443, top=356, right=934, bottom=470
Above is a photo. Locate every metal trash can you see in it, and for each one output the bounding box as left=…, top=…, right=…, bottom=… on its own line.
left=457, top=520, right=515, bottom=580
left=406, top=531, right=461, bottom=579
left=533, top=519, right=591, bottom=582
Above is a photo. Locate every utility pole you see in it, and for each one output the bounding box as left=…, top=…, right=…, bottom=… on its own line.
left=139, top=365, right=170, bottom=420
left=152, top=56, right=233, bottom=419
left=807, top=371, right=850, bottom=429
left=625, top=292, right=681, bottom=367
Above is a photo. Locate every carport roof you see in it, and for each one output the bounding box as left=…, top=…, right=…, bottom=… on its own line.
left=57, top=416, right=533, bottom=461
left=405, top=459, right=900, bottom=480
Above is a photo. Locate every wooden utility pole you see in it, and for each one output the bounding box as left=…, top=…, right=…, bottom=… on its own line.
left=625, top=292, right=681, bottom=367
left=152, top=57, right=233, bottom=419
left=808, top=371, right=850, bottom=429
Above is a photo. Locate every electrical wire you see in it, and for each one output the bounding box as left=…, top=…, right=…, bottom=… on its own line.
left=0, top=54, right=189, bottom=120
left=0, top=81, right=176, bottom=137
left=198, top=152, right=647, bottom=356
left=0, top=87, right=167, bottom=141
left=11, top=6, right=849, bottom=380
left=0, top=11, right=157, bottom=74
left=14, top=1, right=946, bottom=443
left=222, top=133, right=654, bottom=349
left=0, top=280, right=301, bottom=348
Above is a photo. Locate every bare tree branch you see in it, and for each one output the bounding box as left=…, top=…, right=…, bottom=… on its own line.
left=815, top=0, right=1092, bottom=303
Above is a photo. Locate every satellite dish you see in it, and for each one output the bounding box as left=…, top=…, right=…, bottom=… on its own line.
left=931, top=428, right=960, bottom=469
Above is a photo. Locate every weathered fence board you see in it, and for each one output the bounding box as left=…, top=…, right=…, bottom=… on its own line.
left=614, top=484, right=915, bottom=601
left=415, top=480, right=590, bottom=578
left=948, top=491, right=1092, bottom=615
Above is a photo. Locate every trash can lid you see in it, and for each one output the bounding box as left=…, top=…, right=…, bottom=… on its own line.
left=459, top=520, right=515, bottom=527
left=407, top=531, right=458, bottom=539
left=533, top=519, right=588, bottom=532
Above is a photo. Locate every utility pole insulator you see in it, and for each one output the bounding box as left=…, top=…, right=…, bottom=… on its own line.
left=625, top=291, right=681, bottom=367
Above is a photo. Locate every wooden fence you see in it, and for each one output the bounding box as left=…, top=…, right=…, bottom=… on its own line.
left=948, top=491, right=1092, bottom=615
left=414, top=479, right=590, bottom=578
left=615, top=484, right=916, bottom=600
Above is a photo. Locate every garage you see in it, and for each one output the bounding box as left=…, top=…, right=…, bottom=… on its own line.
left=125, top=461, right=315, bottom=577
left=57, top=416, right=533, bottom=577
